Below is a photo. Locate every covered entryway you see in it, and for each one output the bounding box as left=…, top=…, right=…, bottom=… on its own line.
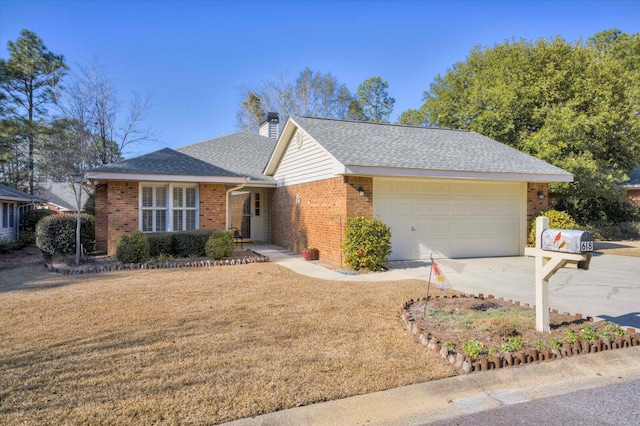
left=229, top=188, right=268, bottom=242
left=373, top=178, right=526, bottom=260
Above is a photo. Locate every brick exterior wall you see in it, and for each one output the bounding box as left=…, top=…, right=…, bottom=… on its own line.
left=527, top=182, right=549, bottom=235
left=105, top=181, right=139, bottom=255
left=627, top=188, right=640, bottom=207
left=199, top=183, right=227, bottom=231
left=271, top=176, right=373, bottom=267
left=94, top=183, right=108, bottom=253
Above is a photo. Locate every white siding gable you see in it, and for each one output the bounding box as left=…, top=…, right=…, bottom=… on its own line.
left=273, top=128, right=342, bottom=187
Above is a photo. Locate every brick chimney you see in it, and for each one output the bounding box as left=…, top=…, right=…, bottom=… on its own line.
left=259, top=112, right=279, bottom=139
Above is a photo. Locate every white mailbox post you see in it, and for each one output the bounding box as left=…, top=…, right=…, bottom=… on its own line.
left=524, top=216, right=593, bottom=332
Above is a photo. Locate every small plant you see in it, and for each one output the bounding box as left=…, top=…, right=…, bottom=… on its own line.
left=487, top=347, right=497, bottom=356
left=501, top=336, right=523, bottom=353
left=205, top=230, right=234, bottom=259
left=0, top=239, right=25, bottom=253
left=550, top=337, right=563, bottom=348
left=580, top=325, right=598, bottom=344
left=442, top=341, right=456, bottom=351
left=153, top=252, right=174, bottom=262
left=342, top=216, right=391, bottom=271
left=534, top=340, right=547, bottom=351
left=115, top=230, right=150, bottom=263
left=462, top=339, right=484, bottom=358
left=564, top=328, right=580, bottom=344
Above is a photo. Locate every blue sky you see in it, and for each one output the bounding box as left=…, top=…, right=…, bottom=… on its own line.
left=1, top=0, right=638, bottom=156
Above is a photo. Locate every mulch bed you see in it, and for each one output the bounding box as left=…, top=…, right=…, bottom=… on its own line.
left=401, top=294, right=640, bottom=373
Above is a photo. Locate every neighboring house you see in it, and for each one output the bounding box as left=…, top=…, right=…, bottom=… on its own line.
left=89, top=115, right=572, bottom=266
left=34, top=182, right=92, bottom=213
left=0, top=184, right=43, bottom=241
left=623, top=166, right=640, bottom=207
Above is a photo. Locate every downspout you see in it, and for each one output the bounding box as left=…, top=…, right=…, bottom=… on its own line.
left=225, top=183, right=247, bottom=230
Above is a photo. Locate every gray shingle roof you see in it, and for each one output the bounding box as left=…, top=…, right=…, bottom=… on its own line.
left=91, top=148, right=240, bottom=177
left=0, top=184, right=44, bottom=202
left=34, top=182, right=91, bottom=211
left=291, top=116, right=572, bottom=177
left=624, top=166, right=640, bottom=188
left=177, top=132, right=277, bottom=182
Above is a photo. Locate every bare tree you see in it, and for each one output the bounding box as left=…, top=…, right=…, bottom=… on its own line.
left=61, top=58, right=153, bottom=164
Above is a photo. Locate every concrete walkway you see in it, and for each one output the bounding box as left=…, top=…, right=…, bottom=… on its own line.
left=252, top=244, right=640, bottom=330
left=235, top=245, right=640, bottom=425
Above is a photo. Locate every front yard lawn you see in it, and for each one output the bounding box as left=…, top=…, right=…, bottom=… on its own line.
left=0, top=263, right=455, bottom=425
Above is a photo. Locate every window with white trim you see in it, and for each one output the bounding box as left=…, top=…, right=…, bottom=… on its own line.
left=2, top=202, right=15, bottom=228
left=140, top=183, right=199, bottom=232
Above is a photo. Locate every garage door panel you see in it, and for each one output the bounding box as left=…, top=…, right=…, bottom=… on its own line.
left=374, top=178, right=523, bottom=260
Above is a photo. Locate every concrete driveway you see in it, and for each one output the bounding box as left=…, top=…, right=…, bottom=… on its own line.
left=389, top=253, right=640, bottom=330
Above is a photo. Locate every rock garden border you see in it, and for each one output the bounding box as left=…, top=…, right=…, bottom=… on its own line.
left=46, top=249, right=269, bottom=275
left=401, top=293, right=640, bottom=374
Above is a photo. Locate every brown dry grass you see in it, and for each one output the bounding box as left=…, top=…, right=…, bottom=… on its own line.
left=595, top=240, right=640, bottom=257
left=0, top=261, right=456, bottom=425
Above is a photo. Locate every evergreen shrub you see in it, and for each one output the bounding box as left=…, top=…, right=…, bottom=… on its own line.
left=342, top=216, right=391, bottom=271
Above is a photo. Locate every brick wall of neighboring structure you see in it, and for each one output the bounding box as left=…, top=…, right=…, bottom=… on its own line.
left=94, top=183, right=108, bottom=253
left=527, top=182, right=549, bottom=235
left=627, top=188, right=640, bottom=207
left=199, top=183, right=227, bottom=231
left=271, top=176, right=373, bottom=267
left=105, top=181, right=139, bottom=255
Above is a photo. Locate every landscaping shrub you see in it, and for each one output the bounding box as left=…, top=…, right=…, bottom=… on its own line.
left=174, top=230, right=214, bottom=258
left=555, top=197, right=640, bottom=225
left=0, top=238, right=25, bottom=253
left=527, top=209, right=579, bottom=247
left=35, top=214, right=95, bottom=258
left=205, top=230, right=234, bottom=259
left=146, top=232, right=175, bottom=258
left=20, top=209, right=56, bottom=244
left=342, top=216, right=391, bottom=271
left=115, top=230, right=150, bottom=263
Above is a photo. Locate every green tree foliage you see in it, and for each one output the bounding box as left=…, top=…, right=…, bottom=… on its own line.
left=353, top=76, right=395, bottom=122
left=0, top=29, right=67, bottom=194
left=404, top=33, right=640, bottom=203
left=342, top=216, right=391, bottom=271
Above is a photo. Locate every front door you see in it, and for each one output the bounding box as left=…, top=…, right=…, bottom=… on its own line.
left=231, top=191, right=251, bottom=239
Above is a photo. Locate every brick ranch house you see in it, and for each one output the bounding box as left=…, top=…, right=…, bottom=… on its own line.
left=89, top=115, right=573, bottom=267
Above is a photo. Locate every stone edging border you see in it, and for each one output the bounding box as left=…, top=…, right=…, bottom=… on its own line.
left=400, top=293, right=640, bottom=374
left=46, top=250, right=270, bottom=275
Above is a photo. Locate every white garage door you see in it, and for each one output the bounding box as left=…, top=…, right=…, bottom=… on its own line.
left=374, top=178, right=525, bottom=260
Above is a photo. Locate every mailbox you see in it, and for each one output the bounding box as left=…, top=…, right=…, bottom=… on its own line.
left=541, top=229, right=594, bottom=254
left=541, top=229, right=593, bottom=270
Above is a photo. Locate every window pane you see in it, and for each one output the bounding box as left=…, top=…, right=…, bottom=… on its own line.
left=2, top=203, right=7, bottom=228
left=142, top=210, right=153, bottom=232
left=156, top=186, right=167, bottom=207
left=186, top=210, right=196, bottom=230
left=8, top=204, right=14, bottom=227
left=156, top=210, right=166, bottom=231
left=186, top=187, right=196, bottom=208
left=173, top=187, right=183, bottom=208
left=173, top=210, right=183, bottom=231
left=142, top=187, right=153, bottom=207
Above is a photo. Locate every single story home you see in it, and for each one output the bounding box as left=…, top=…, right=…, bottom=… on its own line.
left=89, top=115, right=572, bottom=267
left=623, top=166, right=640, bottom=207
left=0, top=184, right=44, bottom=241
left=34, top=182, right=92, bottom=213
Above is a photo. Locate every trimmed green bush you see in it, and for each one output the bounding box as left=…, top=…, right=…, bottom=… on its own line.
left=146, top=232, right=175, bottom=258
left=115, top=230, right=150, bottom=263
left=174, top=230, right=214, bottom=258
left=35, top=214, right=95, bottom=258
left=527, top=209, right=579, bottom=247
left=342, top=216, right=391, bottom=271
left=0, top=239, right=25, bottom=253
left=205, top=230, right=234, bottom=259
